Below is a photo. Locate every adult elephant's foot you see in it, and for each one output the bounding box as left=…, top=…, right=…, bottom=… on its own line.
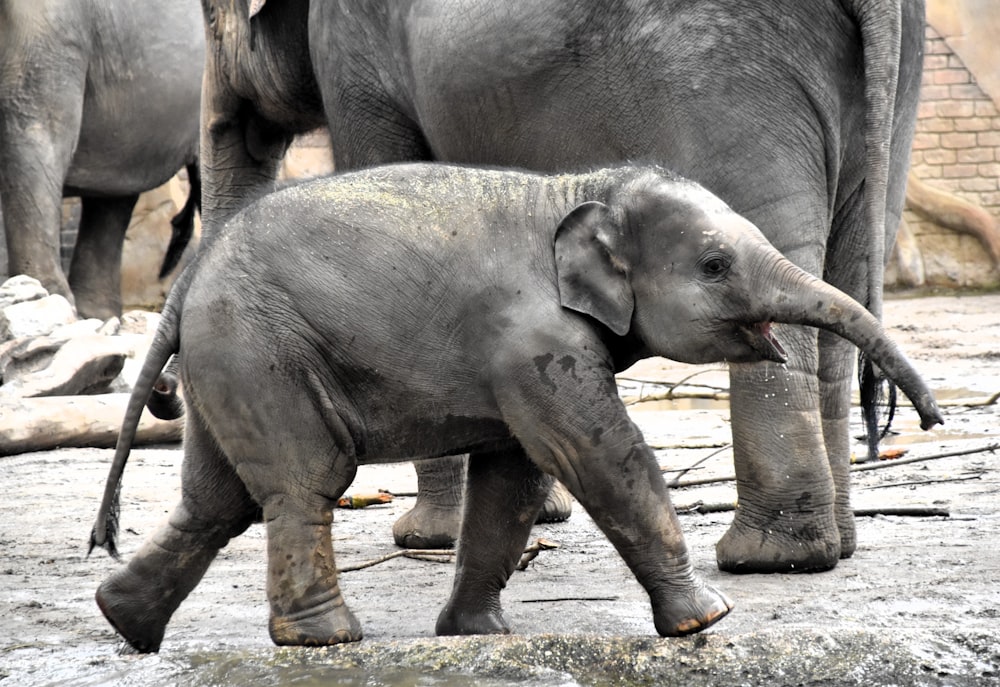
left=836, top=501, right=857, bottom=560
left=536, top=480, right=573, bottom=523
left=269, top=597, right=363, bottom=646
left=393, top=455, right=466, bottom=549
left=651, top=583, right=734, bottom=637
left=395, top=462, right=574, bottom=549
left=715, top=506, right=841, bottom=574
left=392, top=501, right=462, bottom=549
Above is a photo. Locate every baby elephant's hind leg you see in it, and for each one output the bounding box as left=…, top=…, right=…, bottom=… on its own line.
left=249, top=393, right=362, bottom=646
left=95, top=411, right=258, bottom=653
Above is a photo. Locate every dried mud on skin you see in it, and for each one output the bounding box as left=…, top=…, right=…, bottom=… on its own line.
left=2, top=294, right=1000, bottom=686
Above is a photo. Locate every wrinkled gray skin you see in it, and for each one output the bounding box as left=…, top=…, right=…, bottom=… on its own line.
left=91, top=163, right=942, bottom=652
left=194, top=0, right=925, bottom=573
left=0, top=0, right=203, bottom=319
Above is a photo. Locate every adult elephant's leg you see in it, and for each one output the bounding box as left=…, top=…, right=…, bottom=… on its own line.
left=436, top=447, right=552, bottom=635
left=68, top=195, right=139, bottom=319
left=0, top=78, right=83, bottom=303
left=717, top=323, right=841, bottom=573
left=394, top=456, right=573, bottom=548
left=95, top=408, right=258, bottom=653
left=819, top=330, right=857, bottom=558
left=819, top=186, right=879, bottom=560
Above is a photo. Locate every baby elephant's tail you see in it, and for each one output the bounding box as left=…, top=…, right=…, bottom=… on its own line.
left=88, top=271, right=187, bottom=559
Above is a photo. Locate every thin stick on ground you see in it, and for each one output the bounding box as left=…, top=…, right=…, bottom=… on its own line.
left=664, top=444, right=732, bottom=487
left=338, top=548, right=454, bottom=573
left=619, top=369, right=729, bottom=406
left=338, top=538, right=561, bottom=574
left=674, top=501, right=950, bottom=518
left=669, top=442, right=1000, bottom=489
left=849, top=442, right=999, bottom=472
left=859, top=473, right=985, bottom=490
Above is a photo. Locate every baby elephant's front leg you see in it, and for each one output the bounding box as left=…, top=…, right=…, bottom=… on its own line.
left=500, top=358, right=733, bottom=636
left=569, top=435, right=732, bottom=635
left=435, top=446, right=552, bottom=636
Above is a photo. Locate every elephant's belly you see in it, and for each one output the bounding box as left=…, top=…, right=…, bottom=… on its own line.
left=65, top=132, right=196, bottom=197
left=64, top=90, right=199, bottom=196
left=358, top=415, right=518, bottom=465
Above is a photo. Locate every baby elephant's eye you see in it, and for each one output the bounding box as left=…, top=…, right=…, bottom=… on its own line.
left=698, top=252, right=731, bottom=281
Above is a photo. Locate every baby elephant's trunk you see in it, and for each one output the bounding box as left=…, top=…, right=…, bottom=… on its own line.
left=756, top=257, right=943, bottom=431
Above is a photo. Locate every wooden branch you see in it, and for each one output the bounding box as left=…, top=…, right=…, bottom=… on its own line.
left=664, top=444, right=732, bottom=487
left=906, top=171, right=1000, bottom=268
left=675, top=500, right=950, bottom=518
left=0, top=394, right=183, bottom=456
left=669, top=442, right=1000, bottom=488
left=852, top=507, right=950, bottom=518
left=860, top=473, right=984, bottom=490
left=849, top=443, right=999, bottom=472
left=337, top=538, right=561, bottom=574
left=338, top=549, right=455, bottom=573
left=623, top=389, right=730, bottom=406
left=619, top=369, right=729, bottom=406
left=515, top=537, right=560, bottom=570
left=936, top=391, right=1000, bottom=408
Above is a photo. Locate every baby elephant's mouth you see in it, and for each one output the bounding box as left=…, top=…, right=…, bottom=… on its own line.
left=739, top=321, right=788, bottom=364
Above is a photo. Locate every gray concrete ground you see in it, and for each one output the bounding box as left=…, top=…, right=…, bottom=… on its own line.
left=2, top=293, right=999, bottom=686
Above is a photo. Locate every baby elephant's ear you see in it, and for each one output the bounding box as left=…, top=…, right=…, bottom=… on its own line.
left=553, top=201, right=634, bottom=336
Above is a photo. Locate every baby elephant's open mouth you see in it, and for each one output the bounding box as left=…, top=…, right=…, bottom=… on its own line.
left=739, top=321, right=788, bottom=364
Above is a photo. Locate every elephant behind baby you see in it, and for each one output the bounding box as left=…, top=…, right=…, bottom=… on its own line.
left=194, top=0, right=926, bottom=573
left=0, top=0, right=203, bottom=319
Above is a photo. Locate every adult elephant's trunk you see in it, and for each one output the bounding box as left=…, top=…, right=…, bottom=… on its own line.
left=751, top=256, right=943, bottom=432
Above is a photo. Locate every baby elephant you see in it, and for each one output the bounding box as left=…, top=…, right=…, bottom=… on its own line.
left=90, top=163, right=941, bottom=652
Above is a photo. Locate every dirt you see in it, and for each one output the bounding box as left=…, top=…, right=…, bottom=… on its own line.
left=2, top=292, right=999, bottom=686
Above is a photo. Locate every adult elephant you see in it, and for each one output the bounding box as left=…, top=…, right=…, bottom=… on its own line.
left=197, top=0, right=925, bottom=573
left=0, top=0, right=203, bottom=320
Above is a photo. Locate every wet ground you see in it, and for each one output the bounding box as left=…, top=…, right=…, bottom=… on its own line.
left=2, top=292, right=999, bottom=686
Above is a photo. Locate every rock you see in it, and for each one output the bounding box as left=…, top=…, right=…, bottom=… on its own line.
left=97, top=317, right=122, bottom=336
left=0, top=394, right=183, bottom=456
left=120, top=177, right=200, bottom=311
left=0, top=336, right=67, bottom=381
left=51, top=317, right=106, bottom=339
left=0, top=294, right=76, bottom=340
left=0, top=275, right=49, bottom=309
left=119, top=310, right=162, bottom=335
left=0, top=334, right=139, bottom=398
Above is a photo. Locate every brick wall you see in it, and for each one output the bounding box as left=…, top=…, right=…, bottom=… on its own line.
left=899, top=25, right=1000, bottom=289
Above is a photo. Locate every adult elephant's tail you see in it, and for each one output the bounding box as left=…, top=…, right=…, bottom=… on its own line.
left=159, top=161, right=202, bottom=280
left=848, top=0, right=904, bottom=461
left=88, top=266, right=191, bottom=559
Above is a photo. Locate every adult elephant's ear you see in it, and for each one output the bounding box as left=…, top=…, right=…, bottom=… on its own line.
left=553, top=201, right=634, bottom=336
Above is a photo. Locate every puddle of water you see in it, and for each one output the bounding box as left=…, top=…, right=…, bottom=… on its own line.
left=882, top=423, right=994, bottom=447
left=180, top=652, right=581, bottom=687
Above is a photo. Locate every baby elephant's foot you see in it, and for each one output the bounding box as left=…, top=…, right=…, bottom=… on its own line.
left=652, top=583, right=734, bottom=637
left=95, top=569, right=172, bottom=653
left=269, top=598, right=363, bottom=646
left=392, top=503, right=461, bottom=549
left=435, top=601, right=511, bottom=636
